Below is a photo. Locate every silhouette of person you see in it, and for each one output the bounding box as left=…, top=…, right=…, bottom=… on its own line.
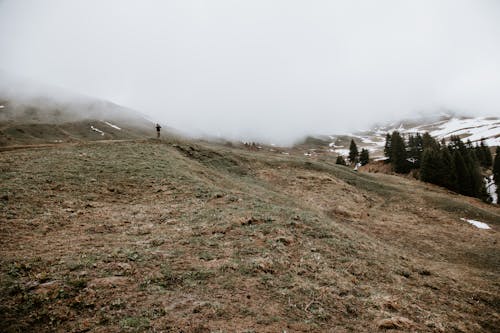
left=156, top=123, right=161, bottom=138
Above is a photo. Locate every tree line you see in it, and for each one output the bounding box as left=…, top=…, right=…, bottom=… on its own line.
left=384, top=131, right=498, bottom=201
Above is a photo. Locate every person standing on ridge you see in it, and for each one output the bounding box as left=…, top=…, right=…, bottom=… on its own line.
left=156, top=123, right=161, bottom=138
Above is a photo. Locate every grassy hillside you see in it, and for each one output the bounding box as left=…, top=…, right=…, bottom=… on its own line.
left=0, top=96, right=158, bottom=146
left=0, top=139, right=499, bottom=332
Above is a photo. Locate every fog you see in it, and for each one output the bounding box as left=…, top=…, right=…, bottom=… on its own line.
left=1, top=0, right=499, bottom=145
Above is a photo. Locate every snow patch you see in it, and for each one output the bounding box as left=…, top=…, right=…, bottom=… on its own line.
left=90, top=126, right=105, bottom=136
left=460, top=218, right=491, bottom=230
left=0, top=105, right=5, bottom=109
left=485, top=175, right=498, bottom=204
left=103, top=121, right=121, bottom=130
left=424, top=117, right=500, bottom=146
left=334, top=149, right=350, bottom=156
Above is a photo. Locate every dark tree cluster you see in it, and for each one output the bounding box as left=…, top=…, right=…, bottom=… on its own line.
left=384, top=132, right=492, bottom=201
left=473, top=139, right=493, bottom=168
left=346, top=139, right=370, bottom=166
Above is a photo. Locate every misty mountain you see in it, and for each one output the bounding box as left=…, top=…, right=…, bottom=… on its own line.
left=0, top=74, right=161, bottom=146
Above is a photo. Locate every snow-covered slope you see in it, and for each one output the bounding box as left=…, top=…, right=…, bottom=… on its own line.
left=330, top=113, right=499, bottom=158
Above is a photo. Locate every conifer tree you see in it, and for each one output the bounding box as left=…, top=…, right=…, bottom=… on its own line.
left=470, top=145, right=480, bottom=163
left=390, top=131, right=409, bottom=173
left=479, top=139, right=492, bottom=168
left=494, top=147, right=500, bottom=180
left=453, top=150, right=469, bottom=196
left=484, top=149, right=492, bottom=168
left=468, top=159, right=483, bottom=198
left=420, top=148, right=440, bottom=184
left=384, top=133, right=392, bottom=162
left=449, top=136, right=467, bottom=155
left=422, top=132, right=439, bottom=150
left=440, top=147, right=457, bottom=191
left=474, top=143, right=484, bottom=166
left=493, top=147, right=500, bottom=198
left=359, top=148, right=370, bottom=166
left=348, top=139, right=359, bottom=165
left=336, top=155, right=347, bottom=166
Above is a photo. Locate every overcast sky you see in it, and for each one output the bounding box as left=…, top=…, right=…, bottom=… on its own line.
left=1, top=0, right=499, bottom=144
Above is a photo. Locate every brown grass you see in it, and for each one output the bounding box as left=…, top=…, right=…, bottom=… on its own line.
left=0, top=140, right=499, bottom=332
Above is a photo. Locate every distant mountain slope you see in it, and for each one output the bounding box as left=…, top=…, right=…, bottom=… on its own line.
left=0, top=97, right=155, bottom=146
left=329, top=113, right=500, bottom=158
left=0, top=73, right=159, bottom=146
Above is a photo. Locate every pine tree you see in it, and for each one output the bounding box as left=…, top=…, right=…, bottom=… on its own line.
left=420, top=148, right=440, bottom=184
left=391, top=131, right=409, bottom=173
left=348, top=139, right=359, bottom=165
left=468, top=159, right=483, bottom=198
left=384, top=133, right=392, bottom=162
left=473, top=143, right=483, bottom=164
left=484, top=147, right=493, bottom=168
left=480, top=139, right=492, bottom=168
left=470, top=144, right=480, bottom=163
left=422, top=132, right=439, bottom=150
left=440, top=147, right=457, bottom=191
left=449, top=135, right=467, bottom=155
left=359, top=148, right=370, bottom=166
left=454, top=150, right=469, bottom=196
left=336, top=155, right=346, bottom=166
left=493, top=147, right=500, bottom=199
left=416, top=133, right=424, bottom=161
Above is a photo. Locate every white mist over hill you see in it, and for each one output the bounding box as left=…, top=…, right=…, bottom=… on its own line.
left=0, top=71, right=153, bottom=127
left=1, top=1, right=500, bottom=145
